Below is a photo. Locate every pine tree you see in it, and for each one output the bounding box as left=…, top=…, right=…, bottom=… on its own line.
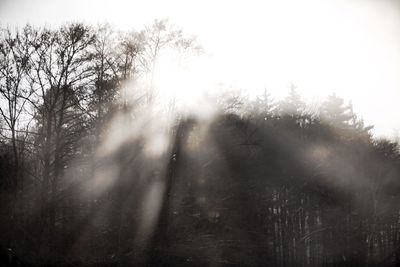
left=278, top=83, right=305, bottom=116
left=250, top=88, right=275, bottom=118
left=320, top=93, right=353, bottom=129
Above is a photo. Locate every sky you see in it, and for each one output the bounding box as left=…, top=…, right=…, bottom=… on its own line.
left=0, top=0, right=399, bottom=138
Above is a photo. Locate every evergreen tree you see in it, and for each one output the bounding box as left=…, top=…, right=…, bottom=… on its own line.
left=278, top=83, right=305, bottom=116
left=320, top=93, right=353, bottom=128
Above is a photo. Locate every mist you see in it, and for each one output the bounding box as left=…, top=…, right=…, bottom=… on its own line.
left=0, top=1, right=400, bottom=267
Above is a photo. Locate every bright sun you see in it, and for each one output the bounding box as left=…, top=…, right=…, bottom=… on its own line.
left=152, top=52, right=214, bottom=111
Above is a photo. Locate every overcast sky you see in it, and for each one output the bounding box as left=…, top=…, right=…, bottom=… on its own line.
left=1, top=0, right=399, bottom=138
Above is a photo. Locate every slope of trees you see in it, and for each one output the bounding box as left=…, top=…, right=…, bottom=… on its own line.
left=0, top=22, right=399, bottom=267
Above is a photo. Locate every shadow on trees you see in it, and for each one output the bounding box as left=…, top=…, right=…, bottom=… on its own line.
left=1, top=111, right=400, bottom=266
left=0, top=22, right=399, bottom=267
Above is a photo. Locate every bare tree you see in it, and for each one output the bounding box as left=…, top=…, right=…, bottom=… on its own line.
left=0, top=26, right=36, bottom=192
left=28, top=23, right=96, bottom=245
left=139, top=18, right=199, bottom=104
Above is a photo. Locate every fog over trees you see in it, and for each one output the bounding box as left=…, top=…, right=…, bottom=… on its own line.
left=0, top=21, right=399, bottom=267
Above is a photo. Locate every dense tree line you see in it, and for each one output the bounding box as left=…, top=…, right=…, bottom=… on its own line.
left=0, top=22, right=399, bottom=267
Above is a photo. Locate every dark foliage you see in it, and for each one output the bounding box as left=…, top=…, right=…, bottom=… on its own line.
left=0, top=22, right=399, bottom=267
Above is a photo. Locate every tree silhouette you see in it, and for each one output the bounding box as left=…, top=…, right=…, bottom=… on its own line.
left=0, top=22, right=398, bottom=267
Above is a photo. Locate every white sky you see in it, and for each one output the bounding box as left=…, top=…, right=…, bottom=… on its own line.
left=1, top=0, right=399, bottom=138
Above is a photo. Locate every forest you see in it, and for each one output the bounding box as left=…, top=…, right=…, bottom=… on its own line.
left=0, top=21, right=399, bottom=267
